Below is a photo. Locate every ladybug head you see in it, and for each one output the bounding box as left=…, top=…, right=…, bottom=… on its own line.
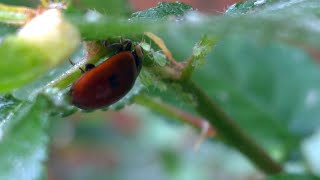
left=102, top=39, right=132, bottom=52
left=121, top=39, right=132, bottom=51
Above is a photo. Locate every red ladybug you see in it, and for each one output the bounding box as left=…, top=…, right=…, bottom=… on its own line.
left=69, top=42, right=143, bottom=110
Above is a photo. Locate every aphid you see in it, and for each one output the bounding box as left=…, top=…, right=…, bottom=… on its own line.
left=69, top=40, right=143, bottom=110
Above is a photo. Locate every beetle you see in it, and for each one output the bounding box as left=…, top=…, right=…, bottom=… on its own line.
left=69, top=41, right=143, bottom=110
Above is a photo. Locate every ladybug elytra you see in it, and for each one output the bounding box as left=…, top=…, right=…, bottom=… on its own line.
left=69, top=40, right=143, bottom=110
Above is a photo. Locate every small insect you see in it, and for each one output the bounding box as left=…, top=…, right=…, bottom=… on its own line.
left=69, top=40, right=143, bottom=110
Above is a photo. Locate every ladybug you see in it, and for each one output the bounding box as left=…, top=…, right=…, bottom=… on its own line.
left=69, top=41, right=143, bottom=110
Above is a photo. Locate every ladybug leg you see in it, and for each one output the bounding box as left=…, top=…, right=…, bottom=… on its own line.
left=68, top=58, right=75, bottom=65
left=121, top=39, right=132, bottom=51
left=69, top=58, right=85, bottom=73
left=103, top=41, right=123, bottom=51
left=102, top=39, right=132, bottom=53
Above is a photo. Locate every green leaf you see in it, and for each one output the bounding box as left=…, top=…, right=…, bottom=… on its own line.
left=0, top=1, right=36, bottom=7
left=0, top=95, right=52, bottom=179
left=267, top=173, right=320, bottom=180
left=226, top=0, right=277, bottom=15
left=1, top=0, right=320, bottom=176
left=0, top=22, right=17, bottom=35
left=131, top=2, right=193, bottom=20
left=69, top=0, right=320, bottom=50
left=0, top=95, right=21, bottom=134
left=108, top=0, right=320, bottom=160
left=187, top=34, right=319, bottom=160
left=0, top=95, right=23, bottom=137
left=69, top=1, right=315, bottom=161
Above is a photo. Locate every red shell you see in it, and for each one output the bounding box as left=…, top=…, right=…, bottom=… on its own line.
left=70, top=51, right=139, bottom=110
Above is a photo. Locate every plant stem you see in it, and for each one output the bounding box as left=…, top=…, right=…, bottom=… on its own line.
left=0, top=3, right=34, bottom=25
left=134, top=94, right=216, bottom=137
left=47, top=43, right=109, bottom=90
left=181, top=80, right=283, bottom=174
left=143, top=32, right=281, bottom=173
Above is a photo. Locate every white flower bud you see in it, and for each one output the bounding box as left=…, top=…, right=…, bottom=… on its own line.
left=18, top=9, right=80, bottom=65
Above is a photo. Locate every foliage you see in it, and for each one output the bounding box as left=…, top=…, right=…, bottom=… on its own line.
left=0, top=0, right=320, bottom=179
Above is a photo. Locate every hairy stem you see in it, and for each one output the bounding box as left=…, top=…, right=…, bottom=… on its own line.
left=134, top=94, right=216, bottom=137
left=144, top=32, right=282, bottom=174
left=180, top=80, right=283, bottom=174
left=0, top=3, right=34, bottom=25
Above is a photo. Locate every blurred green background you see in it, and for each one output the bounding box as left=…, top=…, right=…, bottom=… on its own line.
left=1, top=0, right=320, bottom=180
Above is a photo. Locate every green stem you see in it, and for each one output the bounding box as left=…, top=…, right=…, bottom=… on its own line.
left=134, top=94, right=216, bottom=137
left=48, top=46, right=109, bottom=89
left=180, top=80, right=283, bottom=174
left=0, top=3, right=32, bottom=25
